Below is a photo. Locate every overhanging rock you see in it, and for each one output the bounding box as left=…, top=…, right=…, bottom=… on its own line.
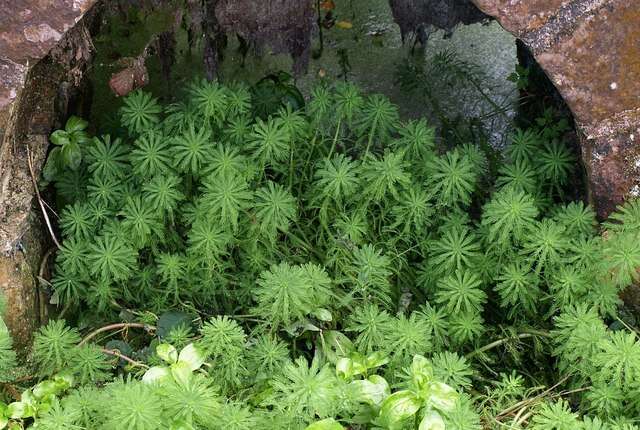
left=471, top=0, right=640, bottom=218
left=0, top=0, right=98, bottom=349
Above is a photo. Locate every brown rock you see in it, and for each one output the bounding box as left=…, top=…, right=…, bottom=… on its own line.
left=109, top=59, right=149, bottom=97
left=472, top=0, right=570, bottom=35
left=0, top=0, right=98, bottom=116
left=536, top=1, right=640, bottom=125
left=0, top=1, right=98, bottom=349
left=471, top=0, right=640, bottom=218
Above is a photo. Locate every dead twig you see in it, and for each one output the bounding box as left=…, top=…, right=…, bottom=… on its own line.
left=26, top=146, right=61, bottom=249
left=36, top=247, right=56, bottom=324
left=102, top=348, right=149, bottom=369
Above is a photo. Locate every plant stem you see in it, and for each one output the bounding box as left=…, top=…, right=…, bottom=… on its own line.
left=289, top=139, right=295, bottom=190
left=466, top=330, right=550, bottom=359
left=102, top=348, right=149, bottom=369
left=365, top=119, right=377, bottom=158
left=328, top=117, right=342, bottom=159
left=80, top=323, right=155, bottom=346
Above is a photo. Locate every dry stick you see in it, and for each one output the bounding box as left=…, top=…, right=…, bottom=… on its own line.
left=41, top=199, right=59, bottom=219
left=496, top=374, right=572, bottom=420
left=38, top=248, right=56, bottom=281
left=26, top=146, right=61, bottom=249
left=616, top=316, right=640, bottom=337
left=496, top=383, right=590, bottom=427
left=102, top=348, right=149, bottom=369
left=80, top=322, right=155, bottom=346
left=36, top=247, right=56, bottom=324
left=466, top=330, right=550, bottom=360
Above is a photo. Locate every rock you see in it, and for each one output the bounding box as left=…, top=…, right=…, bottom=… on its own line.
left=215, top=0, right=315, bottom=75
left=471, top=0, right=640, bottom=218
left=389, top=0, right=488, bottom=43
left=109, top=59, right=149, bottom=97
left=0, top=0, right=97, bottom=123
left=0, top=0, right=98, bottom=349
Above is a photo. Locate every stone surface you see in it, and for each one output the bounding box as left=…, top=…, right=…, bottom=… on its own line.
left=471, top=0, right=640, bottom=218
left=388, top=0, right=487, bottom=41
left=0, top=0, right=97, bottom=121
left=0, top=1, right=97, bottom=348
left=472, top=0, right=570, bottom=35
left=536, top=1, right=640, bottom=125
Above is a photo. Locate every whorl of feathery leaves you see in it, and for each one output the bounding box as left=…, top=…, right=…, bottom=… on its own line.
left=120, top=90, right=162, bottom=134
left=32, top=79, right=640, bottom=429
left=426, top=148, right=477, bottom=207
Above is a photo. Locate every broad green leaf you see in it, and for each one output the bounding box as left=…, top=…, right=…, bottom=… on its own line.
left=61, top=141, right=82, bottom=170
left=336, top=357, right=353, bottom=380
left=322, top=330, right=355, bottom=364
left=349, top=352, right=368, bottom=376
left=351, top=375, right=390, bottom=407
left=32, top=380, right=57, bottom=399
left=142, top=366, right=171, bottom=384
left=37, top=395, right=55, bottom=415
left=157, top=311, right=193, bottom=339
left=157, top=343, right=178, bottom=364
left=419, top=410, right=445, bottom=430
left=427, top=382, right=458, bottom=412
left=0, top=415, right=7, bottom=429
left=49, top=130, right=70, bottom=146
left=7, top=402, right=27, bottom=419
left=19, top=390, right=35, bottom=407
left=53, top=372, right=74, bottom=391
left=313, top=308, right=333, bottom=322
left=336, top=352, right=368, bottom=380
left=411, top=355, right=433, bottom=393
left=170, top=361, right=192, bottom=386
left=305, top=418, right=344, bottom=430
left=366, top=351, right=389, bottom=369
left=71, top=130, right=91, bottom=145
left=178, top=343, right=205, bottom=371
left=65, top=116, right=88, bottom=132
left=377, top=390, right=421, bottom=429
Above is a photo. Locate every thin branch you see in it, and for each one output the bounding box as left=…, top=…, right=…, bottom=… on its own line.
left=41, top=199, right=59, bottom=219
left=36, top=247, right=56, bottom=324
left=467, top=330, right=550, bottom=360
left=102, top=348, right=149, bottom=369
left=38, top=247, right=56, bottom=281
left=615, top=316, right=640, bottom=337
left=495, top=374, right=572, bottom=419
left=80, top=323, right=155, bottom=346
left=26, top=146, right=61, bottom=249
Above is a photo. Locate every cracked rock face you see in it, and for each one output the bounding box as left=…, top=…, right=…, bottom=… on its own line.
left=0, top=0, right=96, bottom=121
left=472, top=0, right=640, bottom=219
left=0, top=0, right=97, bottom=349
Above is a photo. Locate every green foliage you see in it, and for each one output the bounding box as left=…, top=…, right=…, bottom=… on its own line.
left=426, top=148, right=477, bottom=206
left=435, top=270, right=486, bottom=315
left=32, top=321, right=81, bottom=376
left=15, top=79, right=640, bottom=430
left=120, top=90, right=162, bottom=134
left=0, top=328, right=17, bottom=382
